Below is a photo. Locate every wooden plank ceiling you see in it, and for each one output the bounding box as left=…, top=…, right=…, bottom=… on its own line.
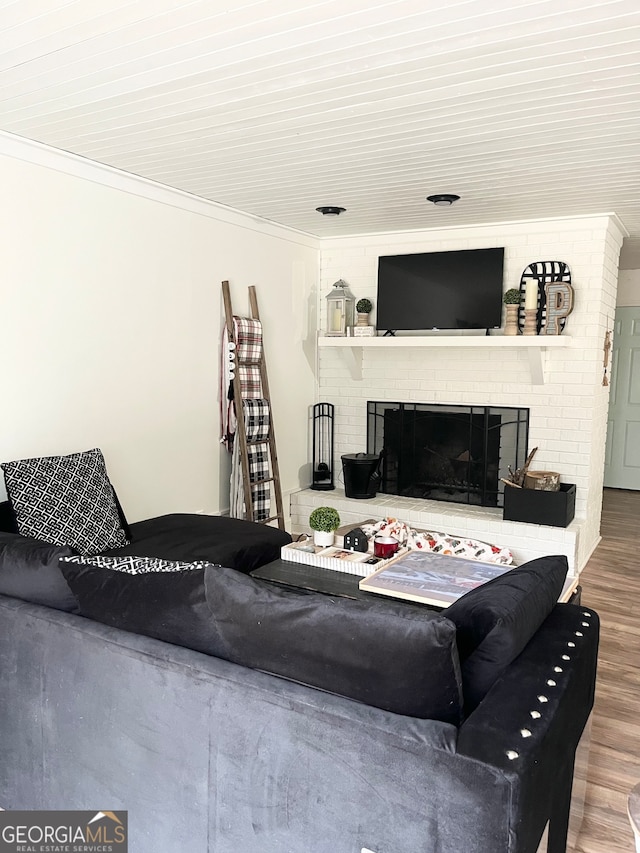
left=1, top=0, right=639, bottom=266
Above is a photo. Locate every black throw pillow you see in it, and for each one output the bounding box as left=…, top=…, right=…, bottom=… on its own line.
left=59, top=554, right=217, bottom=652
left=0, top=532, right=79, bottom=612
left=445, top=555, right=568, bottom=712
left=59, top=556, right=463, bottom=724
left=203, top=565, right=463, bottom=723
left=1, top=448, right=129, bottom=555
left=0, top=501, right=17, bottom=534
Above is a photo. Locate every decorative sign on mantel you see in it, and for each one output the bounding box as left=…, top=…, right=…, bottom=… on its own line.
left=518, top=261, right=573, bottom=334
left=541, top=280, right=574, bottom=335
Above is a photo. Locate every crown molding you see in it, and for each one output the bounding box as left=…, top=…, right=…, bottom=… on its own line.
left=0, top=130, right=319, bottom=250
left=320, top=213, right=629, bottom=246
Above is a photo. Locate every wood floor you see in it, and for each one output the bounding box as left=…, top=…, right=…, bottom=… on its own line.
left=573, top=488, right=640, bottom=853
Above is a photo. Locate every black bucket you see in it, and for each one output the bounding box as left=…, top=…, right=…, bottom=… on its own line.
left=341, top=453, right=382, bottom=499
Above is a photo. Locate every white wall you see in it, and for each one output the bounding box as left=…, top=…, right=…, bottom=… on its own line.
left=1, top=133, right=627, bottom=559
left=616, top=269, right=640, bottom=306
left=0, top=142, right=319, bottom=522
left=316, top=215, right=625, bottom=570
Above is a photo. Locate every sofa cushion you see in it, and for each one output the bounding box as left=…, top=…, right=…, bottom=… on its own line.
left=204, top=566, right=463, bottom=723
left=0, top=532, right=79, bottom=612
left=445, top=555, right=568, bottom=712
left=60, top=554, right=218, bottom=651
left=59, top=556, right=463, bottom=723
left=100, top=512, right=292, bottom=575
left=1, top=448, right=129, bottom=555
left=0, top=501, right=17, bottom=534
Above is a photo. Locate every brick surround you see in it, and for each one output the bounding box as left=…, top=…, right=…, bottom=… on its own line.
left=290, top=487, right=581, bottom=574
left=301, top=215, right=625, bottom=574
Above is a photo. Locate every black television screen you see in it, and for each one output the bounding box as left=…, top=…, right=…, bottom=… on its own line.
left=376, top=247, right=505, bottom=332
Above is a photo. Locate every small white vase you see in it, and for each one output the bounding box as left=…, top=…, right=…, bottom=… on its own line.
left=356, top=312, right=370, bottom=326
left=313, top=530, right=335, bottom=547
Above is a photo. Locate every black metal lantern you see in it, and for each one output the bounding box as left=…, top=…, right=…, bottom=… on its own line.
left=311, top=403, right=335, bottom=490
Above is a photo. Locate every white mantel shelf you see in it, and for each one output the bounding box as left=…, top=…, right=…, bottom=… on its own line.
left=318, top=334, right=572, bottom=384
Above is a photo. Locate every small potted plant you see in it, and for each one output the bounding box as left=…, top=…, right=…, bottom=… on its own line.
left=309, top=506, right=341, bottom=546
left=503, top=288, right=521, bottom=336
left=355, top=297, right=373, bottom=326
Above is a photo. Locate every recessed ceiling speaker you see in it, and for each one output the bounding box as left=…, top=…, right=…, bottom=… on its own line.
left=426, top=194, right=460, bottom=206
left=316, top=206, right=346, bottom=216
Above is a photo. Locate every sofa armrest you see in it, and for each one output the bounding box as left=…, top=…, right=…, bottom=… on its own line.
left=457, top=603, right=599, bottom=853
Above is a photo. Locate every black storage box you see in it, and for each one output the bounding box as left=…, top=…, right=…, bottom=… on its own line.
left=503, top=482, right=576, bottom=527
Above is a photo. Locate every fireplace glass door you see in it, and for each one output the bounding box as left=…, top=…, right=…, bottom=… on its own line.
left=366, top=402, right=529, bottom=507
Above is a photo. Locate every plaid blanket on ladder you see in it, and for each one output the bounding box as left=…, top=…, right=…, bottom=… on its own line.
left=230, top=399, right=271, bottom=522
left=244, top=399, right=271, bottom=522
left=220, top=317, right=264, bottom=451
left=234, top=317, right=263, bottom=367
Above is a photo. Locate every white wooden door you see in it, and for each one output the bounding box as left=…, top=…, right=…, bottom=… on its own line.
left=604, top=306, right=640, bottom=489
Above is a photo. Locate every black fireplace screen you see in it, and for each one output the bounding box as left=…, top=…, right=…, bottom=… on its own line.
left=366, top=402, right=529, bottom=507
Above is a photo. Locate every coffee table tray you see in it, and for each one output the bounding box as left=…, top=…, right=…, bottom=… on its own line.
left=281, top=540, right=408, bottom=577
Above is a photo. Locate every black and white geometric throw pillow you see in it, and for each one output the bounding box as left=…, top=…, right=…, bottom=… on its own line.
left=60, top=554, right=216, bottom=575
left=1, top=448, right=129, bottom=556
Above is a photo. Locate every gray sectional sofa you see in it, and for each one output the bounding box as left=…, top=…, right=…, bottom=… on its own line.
left=0, top=442, right=598, bottom=853
left=0, top=526, right=598, bottom=853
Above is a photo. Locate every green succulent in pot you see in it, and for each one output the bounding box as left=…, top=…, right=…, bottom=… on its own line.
left=503, top=288, right=521, bottom=304
left=309, top=506, right=340, bottom=532
left=309, top=506, right=341, bottom=546
left=503, top=288, right=522, bottom=336
left=355, top=297, right=373, bottom=327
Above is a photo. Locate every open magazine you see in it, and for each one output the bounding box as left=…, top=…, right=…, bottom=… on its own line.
left=359, top=550, right=513, bottom=607
left=359, top=550, right=578, bottom=607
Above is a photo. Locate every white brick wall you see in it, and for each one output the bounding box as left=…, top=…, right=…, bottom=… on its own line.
left=308, top=215, right=625, bottom=573
left=289, top=487, right=581, bottom=574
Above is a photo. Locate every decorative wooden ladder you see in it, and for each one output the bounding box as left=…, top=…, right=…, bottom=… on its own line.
left=221, top=280, right=286, bottom=530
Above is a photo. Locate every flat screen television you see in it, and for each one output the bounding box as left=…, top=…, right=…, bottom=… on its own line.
left=376, top=247, right=505, bottom=333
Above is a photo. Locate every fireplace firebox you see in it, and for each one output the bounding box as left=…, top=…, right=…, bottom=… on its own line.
left=366, top=402, right=529, bottom=507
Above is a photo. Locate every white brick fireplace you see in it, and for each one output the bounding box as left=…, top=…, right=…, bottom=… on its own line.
left=290, top=215, right=625, bottom=575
